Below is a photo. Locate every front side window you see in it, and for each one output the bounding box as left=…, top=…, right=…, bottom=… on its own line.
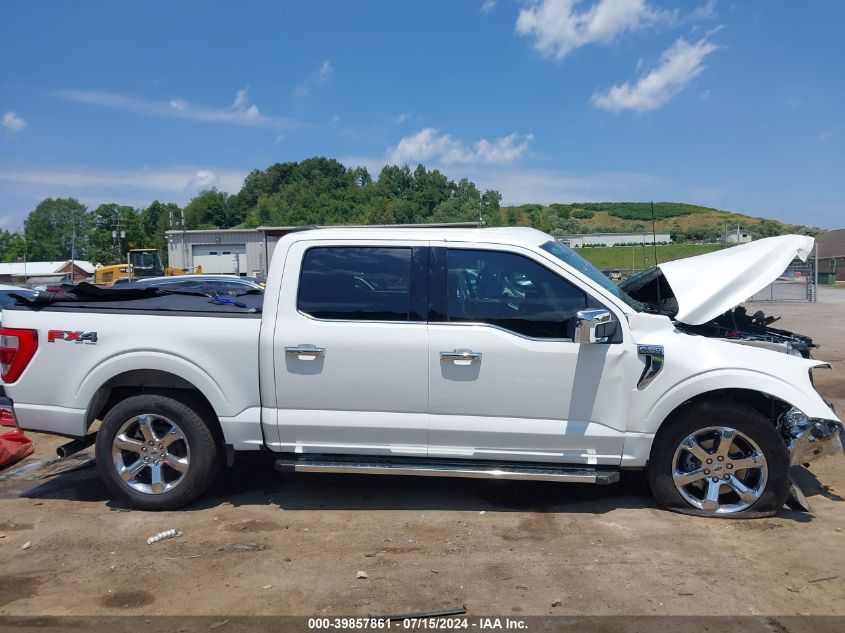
left=298, top=247, right=412, bottom=321
left=445, top=249, right=588, bottom=338
left=540, top=240, right=644, bottom=311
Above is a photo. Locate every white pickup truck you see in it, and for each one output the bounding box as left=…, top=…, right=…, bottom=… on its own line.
left=0, top=228, right=841, bottom=517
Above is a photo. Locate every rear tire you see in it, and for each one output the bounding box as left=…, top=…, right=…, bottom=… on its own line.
left=647, top=401, right=789, bottom=518
left=95, top=393, right=219, bottom=510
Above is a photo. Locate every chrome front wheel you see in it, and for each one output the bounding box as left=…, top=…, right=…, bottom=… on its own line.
left=111, top=413, right=191, bottom=495
left=672, top=426, right=768, bottom=515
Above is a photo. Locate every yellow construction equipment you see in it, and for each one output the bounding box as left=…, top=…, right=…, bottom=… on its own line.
left=94, top=248, right=201, bottom=286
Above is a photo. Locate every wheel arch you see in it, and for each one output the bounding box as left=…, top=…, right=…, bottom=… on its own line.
left=84, top=368, right=223, bottom=447
left=640, top=368, right=835, bottom=438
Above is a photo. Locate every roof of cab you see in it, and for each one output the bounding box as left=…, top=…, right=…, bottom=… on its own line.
left=283, top=226, right=553, bottom=249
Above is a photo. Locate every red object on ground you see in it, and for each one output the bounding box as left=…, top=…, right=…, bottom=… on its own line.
left=0, top=430, right=33, bottom=470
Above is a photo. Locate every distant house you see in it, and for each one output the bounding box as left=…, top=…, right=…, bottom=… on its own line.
left=556, top=232, right=672, bottom=248
left=0, top=260, right=96, bottom=286
left=815, top=229, right=845, bottom=282
left=718, top=229, right=752, bottom=244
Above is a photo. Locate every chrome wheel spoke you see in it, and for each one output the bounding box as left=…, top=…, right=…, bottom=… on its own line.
left=701, top=479, right=722, bottom=512
left=728, top=475, right=759, bottom=505
left=674, top=468, right=707, bottom=486
left=137, top=415, right=158, bottom=443
left=149, top=463, right=165, bottom=494
left=729, top=454, right=765, bottom=471
left=713, top=427, right=736, bottom=460
left=680, top=436, right=710, bottom=463
left=114, top=433, right=144, bottom=455
left=161, top=427, right=186, bottom=448
left=163, top=453, right=189, bottom=474
left=119, top=459, right=147, bottom=483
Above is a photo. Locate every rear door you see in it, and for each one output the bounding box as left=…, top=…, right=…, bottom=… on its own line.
left=273, top=239, right=429, bottom=456
left=427, top=244, right=630, bottom=465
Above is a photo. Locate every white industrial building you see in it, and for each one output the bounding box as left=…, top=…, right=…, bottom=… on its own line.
left=556, top=232, right=672, bottom=248
left=165, top=223, right=480, bottom=276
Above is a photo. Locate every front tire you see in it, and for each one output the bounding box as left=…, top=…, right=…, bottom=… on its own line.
left=647, top=401, right=790, bottom=518
left=95, top=393, right=220, bottom=510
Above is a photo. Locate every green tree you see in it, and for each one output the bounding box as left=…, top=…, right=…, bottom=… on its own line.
left=184, top=189, right=231, bottom=229
left=0, top=230, right=26, bottom=262
left=88, top=203, right=141, bottom=265
left=23, top=197, right=89, bottom=261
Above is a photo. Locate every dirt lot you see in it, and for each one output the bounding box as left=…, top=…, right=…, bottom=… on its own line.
left=1, top=289, right=843, bottom=620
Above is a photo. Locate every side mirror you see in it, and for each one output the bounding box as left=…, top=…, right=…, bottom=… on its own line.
left=571, top=308, right=616, bottom=344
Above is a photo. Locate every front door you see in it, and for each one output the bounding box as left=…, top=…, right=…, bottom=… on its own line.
left=427, top=245, right=630, bottom=465
left=273, top=240, right=429, bottom=456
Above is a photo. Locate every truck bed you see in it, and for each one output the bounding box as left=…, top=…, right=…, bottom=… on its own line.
left=4, top=283, right=263, bottom=317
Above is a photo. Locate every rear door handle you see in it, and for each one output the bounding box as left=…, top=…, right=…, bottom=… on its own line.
left=285, top=345, right=325, bottom=359
left=440, top=349, right=482, bottom=364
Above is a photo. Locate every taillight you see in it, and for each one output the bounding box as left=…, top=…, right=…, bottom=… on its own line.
left=0, top=328, right=38, bottom=383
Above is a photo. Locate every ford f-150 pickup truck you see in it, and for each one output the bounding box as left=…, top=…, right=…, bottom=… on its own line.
left=0, top=228, right=841, bottom=517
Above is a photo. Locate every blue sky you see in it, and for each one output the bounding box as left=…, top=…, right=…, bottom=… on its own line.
left=1, top=0, right=843, bottom=229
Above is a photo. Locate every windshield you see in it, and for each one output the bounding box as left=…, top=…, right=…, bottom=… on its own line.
left=540, top=240, right=644, bottom=312
left=129, top=251, right=164, bottom=278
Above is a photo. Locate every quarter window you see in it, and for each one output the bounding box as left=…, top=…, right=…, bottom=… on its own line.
left=298, top=247, right=413, bottom=321
left=445, top=249, right=588, bottom=338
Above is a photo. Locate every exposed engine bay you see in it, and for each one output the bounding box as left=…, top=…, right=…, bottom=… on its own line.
left=620, top=267, right=817, bottom=358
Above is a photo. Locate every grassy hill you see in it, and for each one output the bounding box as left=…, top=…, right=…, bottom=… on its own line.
left=497, top=202, right=819, bottom=243
left=576, top=243, right=722, bottom=270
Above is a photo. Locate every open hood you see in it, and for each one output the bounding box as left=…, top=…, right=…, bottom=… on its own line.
left=620, top=234, right=815, bottom=325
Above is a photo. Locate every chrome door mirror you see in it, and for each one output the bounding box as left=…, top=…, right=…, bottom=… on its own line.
left=571, top=308, right=616, bottom=344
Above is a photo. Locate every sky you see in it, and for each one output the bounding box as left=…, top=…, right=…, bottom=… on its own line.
left=1, top=0, right=843, bottom=230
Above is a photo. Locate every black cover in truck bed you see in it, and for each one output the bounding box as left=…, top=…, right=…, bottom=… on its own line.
left=5, top=282, right=263, bottom=317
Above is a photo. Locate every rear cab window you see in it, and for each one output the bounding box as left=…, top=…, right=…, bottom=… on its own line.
left=297, top=246, right=415, bottom=321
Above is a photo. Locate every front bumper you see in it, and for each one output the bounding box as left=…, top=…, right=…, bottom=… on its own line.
left=783, top=408, right=845, bottom=466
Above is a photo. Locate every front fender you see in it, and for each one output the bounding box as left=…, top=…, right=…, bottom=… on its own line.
left=638, top=367, right=839, bottom=435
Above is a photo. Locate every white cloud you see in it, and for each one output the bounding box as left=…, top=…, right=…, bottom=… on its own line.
left=515, top=0, right=676, bottom=60
left=2, top=111, right=27, bottom=133
left=693, top=0, right=718, bottom=20
left=295, top=60, right=335, bottom=97
left=387, top=128, right=533, bottom=166
left=56, top=89, right=300, bottom=130
left=819, top=130, right=834, bottom=143
left=0, top=166, right=247, bottom=195
left=472, top=167, right=662, bottom=205
left=392, top=112, right=411, bottom=125
left=318, top=60, right=334, bottom=82
left=481, top=0, right=497, bottom=15
left=591, top=37, right=718, bottom=112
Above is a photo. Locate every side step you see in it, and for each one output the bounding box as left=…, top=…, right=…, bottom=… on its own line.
left=274, top=455, right=619, bottom=485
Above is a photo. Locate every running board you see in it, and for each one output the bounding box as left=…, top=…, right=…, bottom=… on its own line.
left=274, top=456, right=619, bottom=485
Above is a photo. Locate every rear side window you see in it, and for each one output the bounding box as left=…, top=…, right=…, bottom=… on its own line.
left=298, top=247, right=412, bottom=321
left=445, top=249, right=588, bottom=338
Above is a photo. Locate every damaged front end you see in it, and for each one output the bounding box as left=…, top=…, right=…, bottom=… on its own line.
left=779, top=406, right=845, bottom=511
left=677, top=306, right=817, bottom=358
left=780, top=407, right=844, bottom=467
left=620, top=266, right=817, bottom=358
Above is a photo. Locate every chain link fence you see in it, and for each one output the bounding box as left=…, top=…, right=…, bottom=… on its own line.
left=747, top=245, right=817, bottom=303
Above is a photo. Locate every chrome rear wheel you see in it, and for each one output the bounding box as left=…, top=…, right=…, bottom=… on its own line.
left=111, top=413, right=191, bottom=495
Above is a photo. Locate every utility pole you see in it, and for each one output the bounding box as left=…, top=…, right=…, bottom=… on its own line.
left=70, top=222, right=76, bottom=284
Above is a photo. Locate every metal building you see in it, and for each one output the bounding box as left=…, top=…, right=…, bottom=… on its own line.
left=165, top=222, right=480, bottom=277
left=165, top=229, right=266, bottom=276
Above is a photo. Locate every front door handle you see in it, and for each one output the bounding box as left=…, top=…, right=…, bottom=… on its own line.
left=285, top=345, right=325, bottom=360
left=440, top=349, right=482, bottom=364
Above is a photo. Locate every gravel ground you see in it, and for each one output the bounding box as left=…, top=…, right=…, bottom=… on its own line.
left=0, top=289, right=843, bottom=619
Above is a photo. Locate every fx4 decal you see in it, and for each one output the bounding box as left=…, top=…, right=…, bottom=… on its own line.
left=48, top=330, right=98, bottom=344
